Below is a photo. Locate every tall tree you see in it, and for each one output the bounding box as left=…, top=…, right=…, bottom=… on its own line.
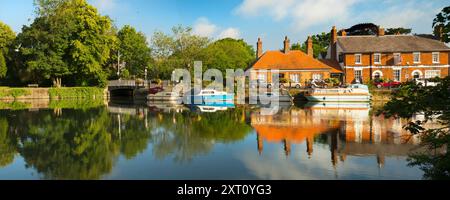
left=150, top=25, right=209, bottom=78
left=16, top=0, right=115, bottom=87
left=433, top=6, right=450, bottom=43
left=0, top=21, right=15, bottom=79
left=201, top=38, right=255, bottom=73
left=117, top=25, right=152, bottom=78
left=344, top=23, right=379, bottom=35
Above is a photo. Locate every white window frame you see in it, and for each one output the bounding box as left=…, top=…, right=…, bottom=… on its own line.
left=354, top=69, right=362, bottom=83
left=373, top=53, right=381, bottom=64
left=393, top=53, right=402, bottom=65
left=432, top=52, right=440, bottom=64
left=413, top=52, right=421, bottom=64
left=355, top=54, right=362, bottom=65
left=257, top=73, right=266, bottom=81
left=425, top=70, right=441, bottom=79
left=290, top=74, right=300, bottom=83
left=312, top=73, right=323, bottom=80
left=393, top=69, right=401, bottom=82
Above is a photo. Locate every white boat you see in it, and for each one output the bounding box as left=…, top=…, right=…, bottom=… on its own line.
left=184, top=89, right=235, bottom=104
left=147, top=91, right=182, bottom=103
left=249, top=90, right=294, bottom=103
left=304, top=84, right=371, bottom=102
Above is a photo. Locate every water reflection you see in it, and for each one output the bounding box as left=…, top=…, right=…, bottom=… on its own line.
left=0, top=100, right=428, bottom=179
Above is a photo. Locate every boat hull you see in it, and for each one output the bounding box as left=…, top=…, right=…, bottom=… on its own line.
left=305, top=95, right=371, bottom=102
left=186, top=94, right=235, bottom=104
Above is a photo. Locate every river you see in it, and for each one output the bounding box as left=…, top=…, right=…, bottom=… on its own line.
left=0, top=99, right=426, bottom=180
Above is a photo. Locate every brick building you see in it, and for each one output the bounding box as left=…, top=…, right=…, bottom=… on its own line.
left=326, top=26, right=450, bottom=84
left=248, top=37, right=343, bottom=88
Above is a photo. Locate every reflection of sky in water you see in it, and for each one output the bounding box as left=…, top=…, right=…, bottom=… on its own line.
left=103, top=131, right=423, bottom=180
left=0, top=103, right=427, bottom=180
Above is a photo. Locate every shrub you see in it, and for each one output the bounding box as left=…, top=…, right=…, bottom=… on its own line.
left=49, top=87, right=105, bottom=99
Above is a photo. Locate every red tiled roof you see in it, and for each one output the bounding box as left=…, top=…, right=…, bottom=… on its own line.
left=250, top=50, right=343, bottom=73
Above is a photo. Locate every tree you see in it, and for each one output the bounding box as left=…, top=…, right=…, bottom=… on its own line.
left=201, top=38, right=255, bottom=73
left=150, top=25, right=209, bottom=78
left=344, top=23, right=379, bottom=35
left=117, top=25, right=152, bottom=78
left=385, top=27, right=412, bottom=35
left=433, top=6, right=450, bottom=43
left=16, top=0, right=115, bottom=87
left=0, top=21, right=15, bottom=79
left=292, top=32, right=330, bottom=58
left=379, top=77, right=450, bottom=179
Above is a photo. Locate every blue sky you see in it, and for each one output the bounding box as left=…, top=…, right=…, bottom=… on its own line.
left=0, top=0, right=448, bottom=50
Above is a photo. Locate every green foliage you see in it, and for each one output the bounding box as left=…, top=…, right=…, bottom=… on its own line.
left=294, top=32, right=330, bottom=58
left=48, top=99, right=105, bottom=110
left=150, top=25, right=210, bottom=78
left=379, top=77, right=450, bottom=179
left=0, top=52, right=6, bottom=78
left=325, top=78, right=340, bottom=86
left=0, top=21, right=15, bottom=80
left=433, top=6, right=450, bottom=43
left=0, top=117, right=17, bottom=167
left=201, top=38, right=255, bottom=74
left=48, top=87, right=105, bottom=99
left=117, top=25, right=152, bottom=77
left=16, top=0, right=115, bottom=86
left=0, top=101, right=31, bottom=110
left=0, top=88, right=30, bottom=99
left=386, top=27, right=412, bottom=35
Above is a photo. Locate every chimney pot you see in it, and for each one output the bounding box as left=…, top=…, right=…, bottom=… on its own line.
left=256, top=37, right=263, bottom=58
left=307, top=36, right=313, bottom=57
left=283, top=36, right=290, bottom=54
left=341, top=30, right=347, bottom=36
left=378, top=26, right=385, bottom=36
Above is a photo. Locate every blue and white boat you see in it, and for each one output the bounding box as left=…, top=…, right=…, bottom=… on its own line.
left=184, top=89, right=235, bottom=104
left=305, top=84, right=372, bottom=102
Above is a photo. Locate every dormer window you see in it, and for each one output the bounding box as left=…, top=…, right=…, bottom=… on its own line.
left=413, top=52, right=421, bottom=64
left=374, top=53, right=381, bottom=64
left=355, top=54, right=362, bottom=64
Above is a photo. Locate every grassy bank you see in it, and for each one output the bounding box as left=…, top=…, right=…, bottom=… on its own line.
left=48, top=87, right=105, bottom=99
left=0, top=87, right=31, bottom=99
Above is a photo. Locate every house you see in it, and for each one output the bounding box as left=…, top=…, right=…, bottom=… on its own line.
left=326, top=26, right=450, bottom=84
left=248, top=36, right=343, bottom=88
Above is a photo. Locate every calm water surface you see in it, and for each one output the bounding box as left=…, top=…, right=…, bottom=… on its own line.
left=0, top=100, right=424, bottom=180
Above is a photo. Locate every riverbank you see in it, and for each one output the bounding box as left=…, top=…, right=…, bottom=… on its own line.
left=0, top=87, right=108, bottom=101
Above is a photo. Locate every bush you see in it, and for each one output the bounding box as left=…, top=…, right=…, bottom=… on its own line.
left=0, top=88, right=30, bottom=99
left=49, top=87, right=105, bottom=99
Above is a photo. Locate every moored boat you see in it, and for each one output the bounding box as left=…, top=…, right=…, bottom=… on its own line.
left=147, top=91, right=182, bottom=103
left=249, top=89, right=294, bottom=103
left=304, top=84, right=371, bottom=102
left=184, top=89, right=234, bottom=104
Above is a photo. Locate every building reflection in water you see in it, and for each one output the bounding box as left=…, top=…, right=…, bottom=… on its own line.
left=251, top=102, right=424, bottom=168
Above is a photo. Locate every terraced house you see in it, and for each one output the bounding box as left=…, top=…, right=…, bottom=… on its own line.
left=326, top=26, right=450, bottom=84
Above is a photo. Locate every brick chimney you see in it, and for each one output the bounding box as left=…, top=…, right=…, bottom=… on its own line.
left=283, top=36, right=290, bottom=54
left=378, top=26, right=385, bottom=36
left=306, top=36, right=313, bottom=57
left=256, top=37, right=263, bottom=59
left=330, top=26, right=337, bottom=61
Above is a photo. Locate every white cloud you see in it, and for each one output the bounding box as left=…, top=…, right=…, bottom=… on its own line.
left=192, top=17, right=218, bottom=38
left=235, top=0, right=358, bottom=31
left=218, top=28, right=241, bottom=39
left=92, top=0, right=117, bottom=11
left=234, top=0, right=295, bottom=21
left=192, top=17, right=241, bottom=40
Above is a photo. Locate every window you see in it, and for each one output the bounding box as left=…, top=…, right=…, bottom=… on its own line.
left=393, top=69, right=401, bottom=81
left=355, top=54, right=362, bottom=64
left=257, top=73, right=266, bottom=81
left=432, top=52, right=440, bottom=64
left=393, top=53, right=402, bottom=65
left=413, top=71, right=421, bottom=79
left=373, top=71, right=382, bottom=80
left=374, top=53, right=381, bottom=64
left=425, top=70, right=441, bottom=79
left=354, top=70, right=362, bottom=83
left=413, top=52, right=421, bottom=63
left=290, top=74, right=300, bottom=83
left=312, top=74, right=323, bottom=80
left=338, top=54, right=344, bottom=63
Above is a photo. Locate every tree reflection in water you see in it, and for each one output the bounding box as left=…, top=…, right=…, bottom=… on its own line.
left=0, top=103, right=253, bottom=179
